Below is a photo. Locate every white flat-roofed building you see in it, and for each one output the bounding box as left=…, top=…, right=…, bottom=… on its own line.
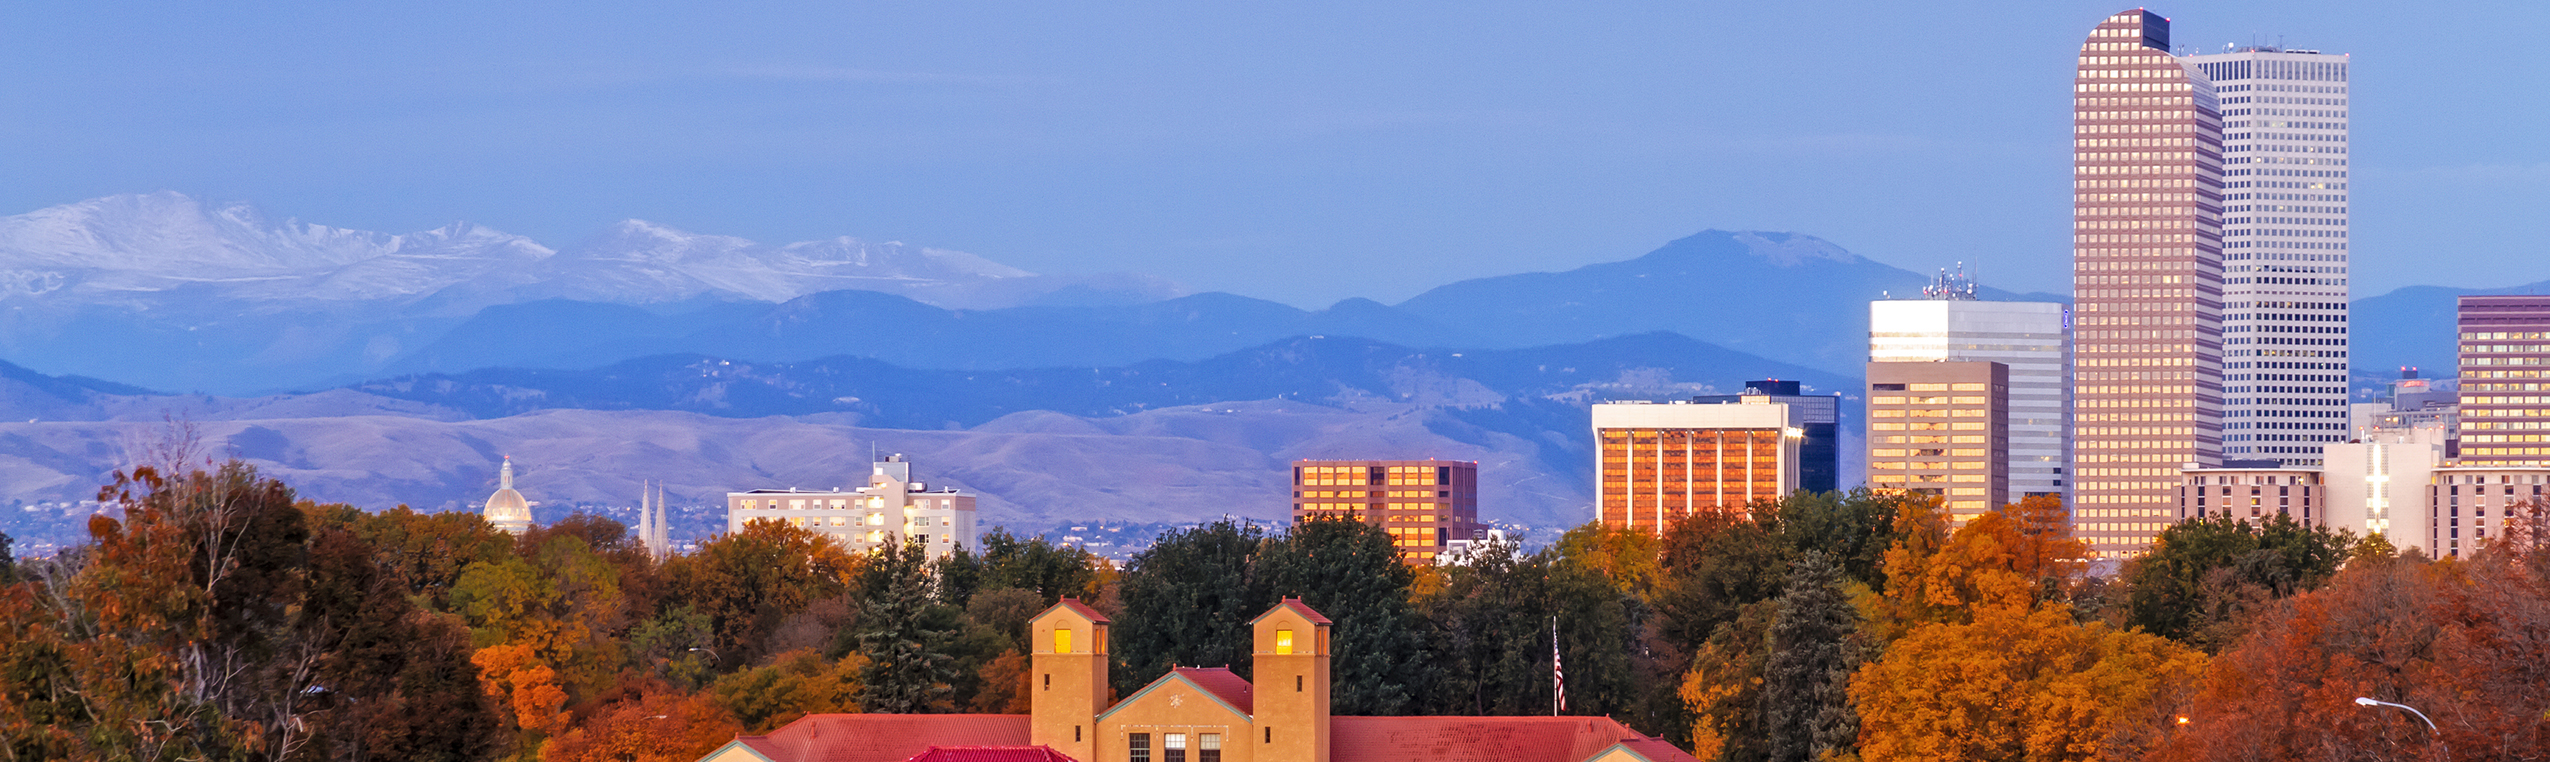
left=2187, top=47, right=2354, bottom=467
left=726, top=454, right=978, bottom=560
left=1870, top=298, right=2069, bottom=503
left=1593, top=401, right=1802, bottom=534
left=2322, top=425, right=2450, bottom=549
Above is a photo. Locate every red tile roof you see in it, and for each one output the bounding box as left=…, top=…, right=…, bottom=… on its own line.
left=1171, top=667, right=1255, bottom=714
left=1048, top=597, right=1109, bottom=623
left=730, top=714, right=1029, bottom=762
left=1331, top=716, right=1697, bottom=762
left=1251, top=597, right=1333, bottom=625
left=901, top=746, right=1077, bottom=762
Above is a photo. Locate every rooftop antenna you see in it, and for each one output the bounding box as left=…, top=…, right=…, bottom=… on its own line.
left=1922, top=262, right=1980, bottom=301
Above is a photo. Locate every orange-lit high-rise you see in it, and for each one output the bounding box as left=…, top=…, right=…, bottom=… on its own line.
left=1291, top=459, right=1482, bottom=563
left=1593, top=401, right=1801, bottom=534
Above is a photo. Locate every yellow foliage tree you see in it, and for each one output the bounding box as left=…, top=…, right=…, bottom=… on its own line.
left=1850, top=605, right=2205, bottom=761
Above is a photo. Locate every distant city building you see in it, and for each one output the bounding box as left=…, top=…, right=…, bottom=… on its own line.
left=2352, top=368, right=2459, bottom=449
left=1865, top=361, right=2009, bottom=524
left=2186, top=46, right=2355, bottom=467
left=482, top=456, right=533, bottom=535
left=2177, top=465, right=2323, bottom=525
left=1290, top=459, right=1482, bottom=564
left=1869, top=292, right=2069, bottom=502
left=725, top=454, right=978, bottom=560
left=1593, top=401, right=1801, bottom=534
left=2455, top=295, right=2550, bottom=468
left=2068, top=9, right=2229, bottom=559
left=2322, top=425, right=2451, bottom=549
left=1692, top=380, right=1838, bottom=493
left=2424, top=467, right=2550, bottom=558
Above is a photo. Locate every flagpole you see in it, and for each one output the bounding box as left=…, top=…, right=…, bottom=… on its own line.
left=1551, top=615, right=1559, bottom=716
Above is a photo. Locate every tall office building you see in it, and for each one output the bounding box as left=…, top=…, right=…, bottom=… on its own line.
left=1692, top=380, right=1839, bottom=493
left=2185, top=47, right=2353, bottom=467
left=1866, top=361, right=2010, bottom=523
left=1593, top=401, right=1801, bottom=534
left=1871, top=291, right=2070, bottom=502
left=2456, top=295, right=2550, bottom=466
left=2069, top=9, right=2229, bottom=558
left=1291, top=459, right=1483, bottom=564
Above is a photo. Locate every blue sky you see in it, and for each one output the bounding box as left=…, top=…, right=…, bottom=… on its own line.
left=3, top=1, right=2543, bottom=307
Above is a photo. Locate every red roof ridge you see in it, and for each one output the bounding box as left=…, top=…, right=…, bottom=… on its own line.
left=1049, top=597, right=1110, bottom=623
left=1250, top=596, right=1333, bottom=625
left=1169, top=666, right=1256, bottom=714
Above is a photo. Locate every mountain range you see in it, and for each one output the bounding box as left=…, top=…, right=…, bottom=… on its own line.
left=0, top=192, right=2530, bottom=554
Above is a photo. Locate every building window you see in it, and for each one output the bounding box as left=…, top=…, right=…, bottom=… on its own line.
left=1164, top=733, right=1188, bottom=762
left=1129, top=733, right=1150, bottom=762
left=1055, top=628, right=1072, bottom=654
left=1199, top=734, right=1221, bottom=762
left=1275, top=629, right=1293, bottom=655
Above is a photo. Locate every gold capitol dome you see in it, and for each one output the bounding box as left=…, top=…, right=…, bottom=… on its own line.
left=483, top=455, right=533, bottom=534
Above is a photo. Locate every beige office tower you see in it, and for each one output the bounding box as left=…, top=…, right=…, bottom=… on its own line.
left=1865, top=361, right=2010, bottom=524
left=1870, top=298, right=2069, bottom=503
left=2070, top=9, right=2227, bottom=559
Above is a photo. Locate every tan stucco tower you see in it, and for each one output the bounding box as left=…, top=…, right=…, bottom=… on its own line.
left=1029, top=598, right=1109, bottom=762
left=1251, top=598, right=1331, bottom=762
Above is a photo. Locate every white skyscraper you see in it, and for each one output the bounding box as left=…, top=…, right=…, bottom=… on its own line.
left=2185, top=47, right=2353, bottom=467
left=1871, top=286, right=2071, bottom=504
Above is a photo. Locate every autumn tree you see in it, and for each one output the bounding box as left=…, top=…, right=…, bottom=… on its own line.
left=711, top=650, right=867, bottom=731
left=542, top=687, right=741, bottom=762
left=662, top=519, right=860, bottom=665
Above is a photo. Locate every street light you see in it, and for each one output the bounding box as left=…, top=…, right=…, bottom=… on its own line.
left=2355, top=697, right=2447, bottom=760
left=687, top=647, right=721, bottom=664
left=2353, top=697, right=2438, bottom=733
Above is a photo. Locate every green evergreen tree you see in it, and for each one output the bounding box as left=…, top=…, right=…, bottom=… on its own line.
left=2124, top=514, right=2355, bottom=645
left=855, top=537, right=959, bottom=713
left=1758, top=551, right=1860, bottom=762
left=1112, top=520, right=1263, bottom=697
left=1255, top=516, right=1423, bottom=715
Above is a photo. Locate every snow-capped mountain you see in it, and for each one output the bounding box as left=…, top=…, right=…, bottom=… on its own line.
left=0, top=193, right=1182, bottom=393
left=0, top=192, right=1109, bottom=314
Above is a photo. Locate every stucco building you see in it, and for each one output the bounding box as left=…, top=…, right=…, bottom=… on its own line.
left=697, top=599, right=1697, bottom=762
left=725, top=453, right=979, bottom=560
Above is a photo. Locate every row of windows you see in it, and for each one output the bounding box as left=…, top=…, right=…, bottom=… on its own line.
left=1126, top=732, right=1223, bottom=762
left=1868, top=394, right=1989, bottom=404
left=2464, top=332, right=2550, bottom=341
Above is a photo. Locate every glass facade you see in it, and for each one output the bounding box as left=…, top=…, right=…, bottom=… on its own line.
left=2069, top=9, right=2227, bottom=558
left=2456, top=296, right=2550, bottom=467
left=1865, top=363, right=2011, bottom=524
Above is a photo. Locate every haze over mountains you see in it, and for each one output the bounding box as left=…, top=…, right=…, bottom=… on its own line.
left=0, top=192, right=2514, bottom=550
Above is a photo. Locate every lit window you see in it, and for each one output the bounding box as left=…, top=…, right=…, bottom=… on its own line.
left=1199, top=734, right=1222, bottom=762
left=1165, top=733, right=1188, bottom=762
left=1275, top=629, right=1294, bottom=655
left=1055, top=627, right=1073, bottom=654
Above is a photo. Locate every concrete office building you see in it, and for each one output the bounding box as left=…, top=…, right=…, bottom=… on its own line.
left=2069, top=9, right=2229, bottom=558
left=726, top=454, right=979, bottom=560
left=1291, top=459, right=1484, bottom=564
left=2424, top=467, right=2550, bottom=558
left=2322, top=425, right=2451, bottom=549
left=2185, top=47, right=2354, bottom=467
left=1870, top=296, right=2069, bottom=502
left=1593, top=401, right=1801, bottom=535
left=2456, top=296, right=2550, bottom=467
left=2176, top=466, right=2322, bottom=524
left=1693, top=380, right=1839, bottom=494
left=1866, top=361, right=2010, bottom=524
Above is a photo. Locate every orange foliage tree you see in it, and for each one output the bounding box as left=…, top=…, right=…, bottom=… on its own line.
left=542, top=688, right=741, bottom=762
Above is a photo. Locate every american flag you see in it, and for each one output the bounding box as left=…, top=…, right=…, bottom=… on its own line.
left=1552, top=617, right=1566, bottom=714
